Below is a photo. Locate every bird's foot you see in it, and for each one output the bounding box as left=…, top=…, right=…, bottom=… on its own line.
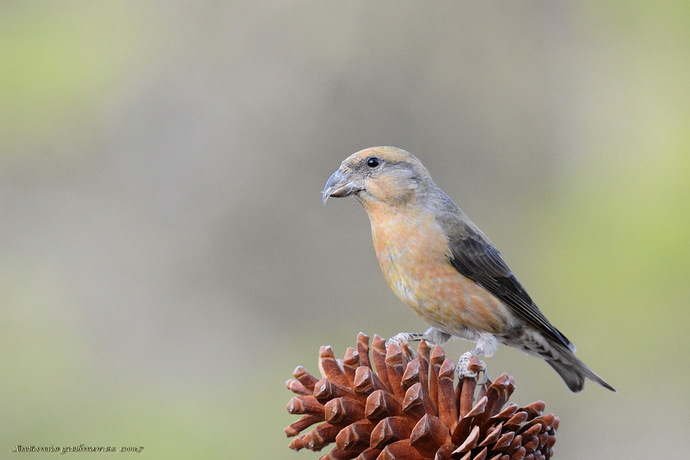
left=386, top=328, right=451, bottom=347
left=386, top=332, right=425, bottom=347
left=456, top=349, right=488, bottom=383
left=384, top=333, right=422, bottom=360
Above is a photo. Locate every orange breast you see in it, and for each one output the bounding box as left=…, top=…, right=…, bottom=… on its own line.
left=366, top=205, right=510, bottom=336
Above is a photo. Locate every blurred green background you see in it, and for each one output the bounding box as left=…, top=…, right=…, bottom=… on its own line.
left=1, top=1, right=688, bottom=459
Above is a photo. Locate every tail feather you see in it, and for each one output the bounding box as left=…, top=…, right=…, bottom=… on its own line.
left=504, top=329, right=616, bottom=392
left=546, top=353, right=616, bottom=393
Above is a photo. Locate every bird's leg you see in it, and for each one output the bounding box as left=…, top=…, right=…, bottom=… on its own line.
left=386, top=332, right=425, bottom=346
left=387, top=327, right=451, bottom=347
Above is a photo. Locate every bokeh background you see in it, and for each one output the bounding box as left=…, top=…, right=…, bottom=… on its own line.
left=1, top=1, right=688, bottom=458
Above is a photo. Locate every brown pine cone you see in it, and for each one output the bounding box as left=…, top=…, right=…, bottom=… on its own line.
left=285, top=333, right=558, bottom=459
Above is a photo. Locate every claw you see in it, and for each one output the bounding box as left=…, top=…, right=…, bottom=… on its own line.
left=472, top=357, right=489, bottom=384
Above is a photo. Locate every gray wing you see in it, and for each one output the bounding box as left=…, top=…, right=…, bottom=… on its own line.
left=437, top=210, right=574, bottom=351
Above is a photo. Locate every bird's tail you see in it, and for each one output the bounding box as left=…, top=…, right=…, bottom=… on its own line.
left=545, top=350, right=616, bottom=393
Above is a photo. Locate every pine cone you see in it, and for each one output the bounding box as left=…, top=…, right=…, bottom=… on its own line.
left=285, top=333, right=558, bottom=460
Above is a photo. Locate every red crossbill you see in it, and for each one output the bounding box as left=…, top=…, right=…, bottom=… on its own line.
left=322, top=146, right=614, bottom=392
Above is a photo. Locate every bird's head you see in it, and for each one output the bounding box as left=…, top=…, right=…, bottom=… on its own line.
left=322, top=146, right=432, bottom=208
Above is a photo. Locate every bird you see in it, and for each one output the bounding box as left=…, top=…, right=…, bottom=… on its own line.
left=322, top=146, right=615, bottom=392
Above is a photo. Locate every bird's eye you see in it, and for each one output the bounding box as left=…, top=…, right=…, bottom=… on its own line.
left=367, top=157, right=380, bottom=168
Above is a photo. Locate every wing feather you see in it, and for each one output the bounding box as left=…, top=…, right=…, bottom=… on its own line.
left=436, top=209, right=573, bottom=350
